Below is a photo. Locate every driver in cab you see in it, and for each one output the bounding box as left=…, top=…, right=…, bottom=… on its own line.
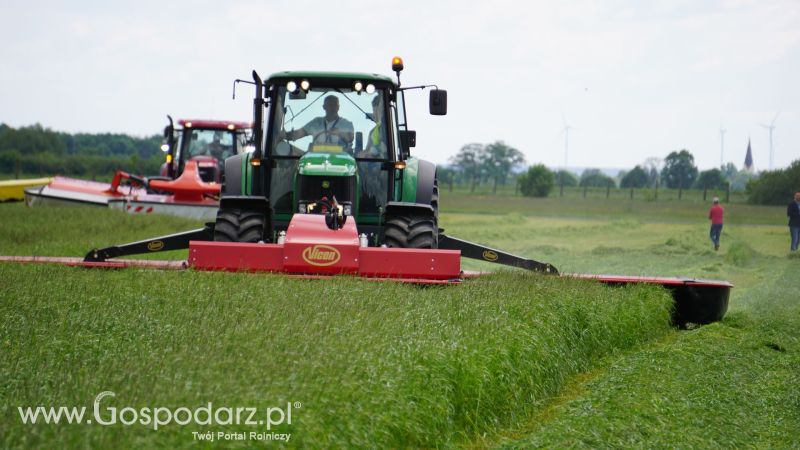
left=281, top=95, right=354, bottom=152
left=207, top=132, right=230, bottom=159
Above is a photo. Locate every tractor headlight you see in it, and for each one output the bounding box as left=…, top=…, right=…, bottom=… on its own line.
left=300, top=80, right=310, bottom=91
left=287, top=81, right=298, bottom=92
left=160, top=144, right=169, bottom=152
left=298, top=203, right=307, bottom=214
left=365, top=84, right=375, bottom=94
left=354, top=81, right=363, bottom=92
left=343, top=204, right=352, bottom=216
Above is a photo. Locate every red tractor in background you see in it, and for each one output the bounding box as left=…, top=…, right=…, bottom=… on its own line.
left=160, top=116, right=252, bottom=183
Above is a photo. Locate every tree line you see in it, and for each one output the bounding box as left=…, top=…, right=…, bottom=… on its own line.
left=521, top=149, right=758, bottom=193
left=3, top=123, right=795, bottom=206
left=0, top=123, right=164, bottom=178
left=444, top=141, right=526, bottom=194
left=446, top=142, right=797, bottom=205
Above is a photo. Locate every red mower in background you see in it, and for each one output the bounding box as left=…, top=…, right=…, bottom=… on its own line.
left=24, top=117, right=252, bottom=220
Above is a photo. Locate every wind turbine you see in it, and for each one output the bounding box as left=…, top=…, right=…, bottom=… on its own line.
left=759, top=112, right=779, bottom=170
left=560, top=115, right=574, bottom=170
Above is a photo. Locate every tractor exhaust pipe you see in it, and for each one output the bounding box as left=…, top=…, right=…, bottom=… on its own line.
left=251, top=70, right=264, bottom=165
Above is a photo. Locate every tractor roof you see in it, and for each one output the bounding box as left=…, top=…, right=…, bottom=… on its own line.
left=177, top=119, right=252, bottom=130
left=267, top=71, right=396, bottom=87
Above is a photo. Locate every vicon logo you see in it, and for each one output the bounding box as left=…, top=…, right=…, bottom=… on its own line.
left=482, top=250, right=498, bottom=261
left=301, top=245, right=341, bottom=266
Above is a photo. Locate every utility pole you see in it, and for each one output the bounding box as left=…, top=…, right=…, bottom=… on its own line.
left=720, top=128, right=726, bottom=167
left=561, top=115, right=573, bottom=170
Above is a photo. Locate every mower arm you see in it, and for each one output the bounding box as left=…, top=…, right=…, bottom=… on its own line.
left=84, top=224, right=214, bottom=262
left=438, top=234, right=558, bottom=275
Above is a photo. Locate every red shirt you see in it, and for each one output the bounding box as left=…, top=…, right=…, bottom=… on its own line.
left=709, top=204, right=724, bottom=225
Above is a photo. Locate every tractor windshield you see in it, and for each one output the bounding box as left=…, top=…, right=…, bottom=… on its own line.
left=271, top=86, right=389, bottom=160
left=186, top=129, right=237, bottom=160
left=175, top=128, right=245, bottom=181
left=269, top=84, right=391, bottom=221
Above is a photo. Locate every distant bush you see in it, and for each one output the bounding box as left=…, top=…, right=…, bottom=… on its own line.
left=580, top=169, right=616, bottom=188
left=694, top=168, right=728, bottom=190
left=661, top=150, right=698, bottom=189
left=620, top=165, right=649, bottom=188
left=730, top=170, right=757, bottom=192
left=555, top=170, right=578, bottom=187
left=746, top=160, right=800, bottom=205
left=519, top=164, right=554, bottom=197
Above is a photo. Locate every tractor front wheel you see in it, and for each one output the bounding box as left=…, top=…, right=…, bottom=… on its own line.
left=213, top=209, right=266, bottom=243
left=384, top=214, right=438, bottom=249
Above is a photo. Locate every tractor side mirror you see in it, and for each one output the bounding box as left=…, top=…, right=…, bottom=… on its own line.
left=429, top=89, right=447, bottom=116
left=399, top=130, right=416, bottom=158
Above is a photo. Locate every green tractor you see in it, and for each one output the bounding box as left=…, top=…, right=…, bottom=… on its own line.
left=215, top=58, right=446, bottom=249
left=85, top=58, right=556, bottom=274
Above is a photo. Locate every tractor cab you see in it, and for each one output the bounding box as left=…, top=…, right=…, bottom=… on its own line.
left=266, top=73, right=399, bottom=229
left=161, top=119, right=252, bottom=183
left=216, top=59, right=448, bottom=248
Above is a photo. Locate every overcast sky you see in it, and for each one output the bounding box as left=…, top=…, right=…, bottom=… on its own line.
left=1, top=0, right=798, bottom=171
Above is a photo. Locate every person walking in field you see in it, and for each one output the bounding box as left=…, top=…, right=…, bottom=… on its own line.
left=788, top=191, right=800, bottom=252
left=708, top=197, right=724, bottom=251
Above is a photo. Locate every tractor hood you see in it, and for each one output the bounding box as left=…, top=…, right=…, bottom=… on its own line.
left=298, top=152, right=357, bottom=177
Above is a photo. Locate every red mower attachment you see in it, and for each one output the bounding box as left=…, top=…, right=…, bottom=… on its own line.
left=189, top=214, right=462, bottom=280
left=136, top=160, right=219, bottom=202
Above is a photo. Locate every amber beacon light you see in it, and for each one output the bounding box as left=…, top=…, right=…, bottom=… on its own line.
left=391, top=56, right=404, bottom=73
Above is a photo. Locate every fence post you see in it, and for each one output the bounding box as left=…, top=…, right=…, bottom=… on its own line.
left=630, top=187, right=634, bottom=200
left=703, top=187, right=707, bottom=201
left=655, top=181, right=658, bottom=200
left=678, top=187, right=683, bottom=200
left=583, top=186, right=587, bottom=198
left=560, top=180, right=564, bottom=197
left=606, top=183, right=611, bottom=198
left=726, top=182, right=730, bottom=203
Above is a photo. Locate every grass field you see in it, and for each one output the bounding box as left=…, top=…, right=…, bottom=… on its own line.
left=1, top=194, right=798, bottom=448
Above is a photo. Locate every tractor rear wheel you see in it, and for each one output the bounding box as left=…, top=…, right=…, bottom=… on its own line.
left=384, top=214, right=438, bottom=249
left=213, top=209, right=266, bottom=243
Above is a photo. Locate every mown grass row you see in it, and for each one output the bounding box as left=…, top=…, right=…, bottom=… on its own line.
left=491, top=259, right=800, bottom=448
left=0, top=264, right=674, bottom=448
left=440, top=191, right=784, bottom=226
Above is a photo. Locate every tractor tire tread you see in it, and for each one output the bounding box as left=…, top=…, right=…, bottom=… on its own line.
left=214, top=209, right=265, bottom=243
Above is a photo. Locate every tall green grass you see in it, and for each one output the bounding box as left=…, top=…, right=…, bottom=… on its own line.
left=0, top=203, right=202, bottom=259
left=0, top=265, right=673, bottom=448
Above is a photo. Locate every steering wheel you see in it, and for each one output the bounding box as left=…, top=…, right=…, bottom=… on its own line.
left=312, top=129, right=338, bottom=142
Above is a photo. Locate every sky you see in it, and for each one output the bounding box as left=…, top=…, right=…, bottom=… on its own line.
left=1, top=0, right=798, bottom=172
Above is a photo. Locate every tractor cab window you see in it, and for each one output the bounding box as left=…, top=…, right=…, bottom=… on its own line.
left=187, top=129, right=235, bottom=160
left=272, top=86, right=389, bottom=160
